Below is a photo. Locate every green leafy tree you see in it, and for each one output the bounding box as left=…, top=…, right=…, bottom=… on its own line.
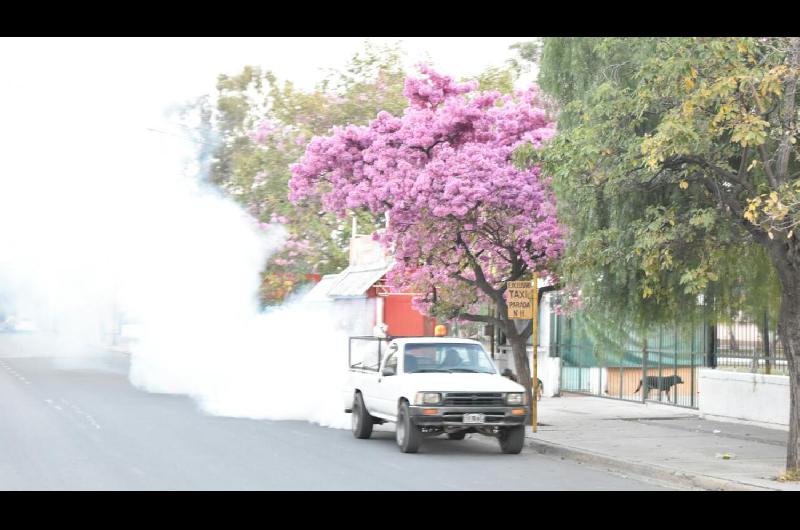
left=192, top=43, right=410, bottom=303
left=508, top=41, right=541, bottom=74
left=526, top=37, right=800, bottom=474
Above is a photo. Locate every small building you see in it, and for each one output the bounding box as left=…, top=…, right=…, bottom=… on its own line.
left=304, top=235, right=435, bottom=337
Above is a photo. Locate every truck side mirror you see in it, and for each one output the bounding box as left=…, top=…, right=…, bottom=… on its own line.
left=382, top=366, right=396, bottom=377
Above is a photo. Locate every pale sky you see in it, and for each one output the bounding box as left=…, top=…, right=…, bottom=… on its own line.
left=0, top=37, right=537, bottom=178
left=0, top=37, right=537, bottom=121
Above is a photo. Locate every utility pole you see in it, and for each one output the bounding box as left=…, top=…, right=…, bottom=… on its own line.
left=350, top=214, right=358, bottom=264
left=532, top=272, right=539, bottom=432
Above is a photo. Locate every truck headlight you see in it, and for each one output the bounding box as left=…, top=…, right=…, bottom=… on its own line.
left=506, top=393, right=524, bottom=405
left=414, top=392, right=442, bottom=405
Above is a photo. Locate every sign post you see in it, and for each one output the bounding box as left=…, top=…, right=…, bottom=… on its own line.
left=507, top=281, right=533, bottom=320
left=532, top=272, right=539, bottom=432
left=507, top=276, right=539, bottom=432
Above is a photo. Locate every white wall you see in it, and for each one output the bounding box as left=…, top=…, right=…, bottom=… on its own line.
left=527, top=291, right=560, bottom=397
left=699, top=368, right=790, bottom=430
left=538, top=292, right=551, bottom=353
left=494, top=346, right=560, bottom=398
left=349, top=234, right=387, bottom=266
left=531, top=353, right=560, bottom=398
left=538, top=292, right=560, bottom=397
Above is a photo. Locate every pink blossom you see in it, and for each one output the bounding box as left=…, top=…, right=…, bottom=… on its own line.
left=269, top=213, right=289, bottom=224
left=253, top=121, right=277, bottom=144
left=290, top=66, right=564, bottom=316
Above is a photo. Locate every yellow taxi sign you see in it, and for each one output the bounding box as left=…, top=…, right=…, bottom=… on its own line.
left=507, top=281, right=534, bottom=320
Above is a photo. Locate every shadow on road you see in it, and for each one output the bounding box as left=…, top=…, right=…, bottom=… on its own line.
left=365, top=427, right=513, bottom=456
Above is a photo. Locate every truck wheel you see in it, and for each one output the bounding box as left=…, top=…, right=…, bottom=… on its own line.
left=351, top=392, right=373, bottom=439
left=396, top=401, right=422, bottom=453
left=447, top=432, right=466, bottom=440
left=498, top=425, right=525, bottom=454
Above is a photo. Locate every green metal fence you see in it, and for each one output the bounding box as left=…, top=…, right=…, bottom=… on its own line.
left=555, top=313, right=708, bottom=409
left=555, top=306, right=790, bottom=409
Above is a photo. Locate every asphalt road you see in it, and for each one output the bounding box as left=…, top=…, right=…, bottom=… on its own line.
left=0, top=333, right=672, bottom=490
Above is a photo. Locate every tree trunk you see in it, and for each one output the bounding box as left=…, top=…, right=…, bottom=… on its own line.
left=777, top=273, right=800, bottom=474
left=641, top=337, right=648, bottom=403
left=507, top=328, right=534, bottom=410
left=728, top=322, right=738, bottom=354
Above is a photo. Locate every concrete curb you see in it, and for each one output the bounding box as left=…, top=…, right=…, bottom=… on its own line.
left=525, top=437, right=781, bottom=491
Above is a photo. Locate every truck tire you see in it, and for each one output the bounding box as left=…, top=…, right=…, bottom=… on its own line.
left=351, top=392, right=373, bottom=439
left=447, top=432, right=466, bottom=440
left=498, top=425, right=525, bottom=454
left=396, top=401, right=422, bottom=453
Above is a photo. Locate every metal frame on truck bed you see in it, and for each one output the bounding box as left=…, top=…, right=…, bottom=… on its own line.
left=347, top=335, right=419, bottom=371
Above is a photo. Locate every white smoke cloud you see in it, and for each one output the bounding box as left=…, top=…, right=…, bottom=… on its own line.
left=121, top=188, right=352, bottom=430
left=0, top=40, right=356, bottom=430
left=0, top=110, right=354, bottom=429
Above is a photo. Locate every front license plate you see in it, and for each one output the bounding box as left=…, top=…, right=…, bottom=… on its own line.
left=463, top=413, right=485, bottom=424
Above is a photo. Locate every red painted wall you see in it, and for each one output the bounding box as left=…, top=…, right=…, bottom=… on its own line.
left=384, top=295, right=436, bottom=337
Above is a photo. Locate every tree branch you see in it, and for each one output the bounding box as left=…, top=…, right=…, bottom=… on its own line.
left=758, top=143, right=780, bottom=189
left=737, top=146, right=750, bottom=181
left=666, top=155, right=755, bottom=196
left=777, top=37, right=800, bottom=183
left=456, top=312, right=504, bottom=328
left=455, top=230, right=504, bottom=305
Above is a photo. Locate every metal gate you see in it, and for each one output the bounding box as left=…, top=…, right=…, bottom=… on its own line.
left=555, top=314, right=707, bottom=409
left=555, top=307, right=788, bottom=409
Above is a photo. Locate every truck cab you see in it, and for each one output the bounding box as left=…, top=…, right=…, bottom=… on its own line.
left=344, top=336, right=529, bottom=454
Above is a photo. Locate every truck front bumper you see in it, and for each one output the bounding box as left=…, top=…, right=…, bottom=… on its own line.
left=408, top=406, right=529, bottom=428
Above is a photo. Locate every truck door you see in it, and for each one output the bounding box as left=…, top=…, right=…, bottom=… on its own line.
left=349, top=338, right=383, bottom=414
left=372, top=343, right=401, bottom=416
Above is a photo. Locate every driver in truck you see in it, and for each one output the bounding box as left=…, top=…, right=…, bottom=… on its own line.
left=441, top=348, right=463, bottom=369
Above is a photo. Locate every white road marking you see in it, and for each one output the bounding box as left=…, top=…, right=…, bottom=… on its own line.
left=0, top=361, right=31, bottom=384
left=74, top=408, right=102, bottom=430
left=43, top=397, right=101, bottom=429
left=64, top=399, right=102, bottom=430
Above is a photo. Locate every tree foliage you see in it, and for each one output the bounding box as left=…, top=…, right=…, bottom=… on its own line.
left=530, top=37, right=800, bottom=472
left=526, top=37, right=793, bottom=331
left=290, top=66, right=564, bottom=403
left=191, top=41, right=531, bottom=305
left=189, top=43, right=410, bottom=303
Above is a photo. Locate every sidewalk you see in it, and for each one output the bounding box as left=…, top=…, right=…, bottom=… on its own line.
left=526, top=393, right=800, bottom=491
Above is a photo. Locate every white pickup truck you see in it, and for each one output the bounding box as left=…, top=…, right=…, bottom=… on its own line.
left=344, top=336, right=529, bottom=454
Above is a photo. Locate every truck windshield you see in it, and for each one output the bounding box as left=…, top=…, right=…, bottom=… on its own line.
left=403, top=343, right=497, bottom=374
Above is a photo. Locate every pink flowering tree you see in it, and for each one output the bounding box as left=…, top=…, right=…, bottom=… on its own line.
left=290, top=66, right=564, bottom=403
